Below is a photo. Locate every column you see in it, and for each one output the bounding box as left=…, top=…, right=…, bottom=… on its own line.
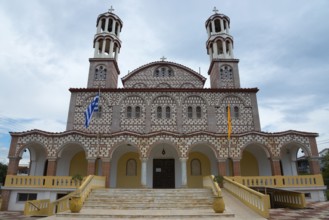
left=222, top=40, right=227, bottom=58
left=101, top=158, right=111, bottom=188
left=94, top=40, right=100, bottom=57
left=229, top=41, right=234, bottom=58
left=0, top=190, right=11, bottom=211
left=87, top=159, right=96, bottom=175
left=213, top=42, right=218, bottom=57
left=232, top=159, right=241, bottom=176
left=7, top=156, right=20, bottom=175
left=309, top=157, right=321, bottom=174
left=141, top=158, right=148, bottom=188
left=112, top=20, right=116, bottom=34
left=109, top=41, right=114, bottom=58
left=180, top=158, right=187, bottom=187
left=220, top=19, right=224, bottom=33
left=211, top=20, right=216, bottom=34
left=217, top=159, right=226, bottom=176
left=46, top=158, right=57, bottom=176
left=101, top=39, right=106, bottom=55
left=226, top=20, right=230, bottom=34
left=105, top=18, right=109, bottom=32
left=270, top=158, right=282, bottom=176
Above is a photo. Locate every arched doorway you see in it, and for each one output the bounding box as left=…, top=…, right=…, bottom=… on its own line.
left=280, top=142, right=310, bottom=176
left=241, top=143, right=271, bottom=176
left=110, top=143, right=141, bottom=188
left=56, top=143, right=87, bottom=176
left=187, top=143, right=217, bottom=188
left=148, top=143, right=180, bottom=188
left=18, top=143, right=47, bottom=176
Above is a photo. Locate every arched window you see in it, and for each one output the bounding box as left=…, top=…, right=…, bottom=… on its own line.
left=135, top=106, right=141, bottom=118
left=196, top=106, right=202, bottom=119
left=165, top=106, right=171, bottom=119
left=108, top=19, right=113, bottom=32
left=225, top=105, right=230, bottom=118
left=127, top=106, right=132, bottom=118
left=188, top=106, right=193, bottom=119
left=214, top=19, right=221, bottom=32
left=100, top=18, right=106, bottom=32
left=126, top=159, right=137, bottom=176
left=191, top=159, right=201, bottom=176
left=157, top=106, right=162, bottom=119
left=234, top=106, right=239, bottom=118
left=217, top=40, right=223, bottom=55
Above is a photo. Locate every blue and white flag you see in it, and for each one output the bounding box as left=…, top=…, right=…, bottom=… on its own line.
left=84, top=93, right=99, bottom=128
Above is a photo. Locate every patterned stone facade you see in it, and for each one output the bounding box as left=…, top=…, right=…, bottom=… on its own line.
left=67, top=88, right=260, bottom=134
left=11, top=130, right=318, bottom=161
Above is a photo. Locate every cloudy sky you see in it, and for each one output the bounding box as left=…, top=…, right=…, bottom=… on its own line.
left=0, top=0, right=329, bottom=163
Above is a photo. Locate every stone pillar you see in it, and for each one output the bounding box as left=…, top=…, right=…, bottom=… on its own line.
left=309, top=157, right=321, bottom=174
left=101, top=158, right=111, bottom=188
left=180, top=158, right=188, bottom=187
left=105, top=18, right=109, bottom=32
left=112, top=20, right=116, bottom=34
left=213, top=42, right=218, bottom=56
left=220, top=19, right=224, bottom=33
left=94, top=40, right=99, bottom=57
left=0, top=190, right=11, bottom=211
left=109, top=41, right=114, bottom=58
left=7, top=156, right=20, bottom=175
left=222, top=40, right=227, bottom=58
left=226, top=20, right=230, bottom=34
left=232, top=159, right=241, bottom=176
left=229, top=41, right=234, bottom=57
left=211, top=20, right=216, bottom=34
left=87, top=159, right=96, bottom=175
left=217, top=159, right=226, bottom=176
left=270, top=158, right=282, bottom=176
left=141, top=158, right=148, bottom=188
left=46, top=159, right=57, bottom=176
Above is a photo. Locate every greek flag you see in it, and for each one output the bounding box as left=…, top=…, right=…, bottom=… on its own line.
left=84, top=93, right=99, bottom=128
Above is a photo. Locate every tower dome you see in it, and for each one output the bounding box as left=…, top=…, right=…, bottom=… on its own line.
left=205, top=7, right=234, bottom=60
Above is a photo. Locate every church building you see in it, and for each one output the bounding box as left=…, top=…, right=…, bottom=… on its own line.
left=1, top=7, right=325, bottom=211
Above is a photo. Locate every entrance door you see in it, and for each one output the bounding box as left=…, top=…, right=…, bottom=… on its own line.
left=153, top=159, right=175, bottom=188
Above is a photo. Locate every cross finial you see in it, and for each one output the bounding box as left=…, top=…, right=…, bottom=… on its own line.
left=109, top=5, right=115, bottom=13
left=213, top=7, right=219, bottom=14
left=160, top=56, right=167, bottom=61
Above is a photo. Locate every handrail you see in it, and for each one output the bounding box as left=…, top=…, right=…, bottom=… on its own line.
left=223, top=176, right=270, bottom=218
left=24, top=175, right=106, bottom=216
left=203, top=175, right=222, bottom=197
left=26, top=201, right=41, bottom=211
left=226, top=174, right=324, bottom=188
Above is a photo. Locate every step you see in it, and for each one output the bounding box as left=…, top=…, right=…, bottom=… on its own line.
left=56, top=208, right=235, bottom=219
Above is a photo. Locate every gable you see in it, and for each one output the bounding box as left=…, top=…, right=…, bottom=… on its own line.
left=121, top=61, right=206, bottom=88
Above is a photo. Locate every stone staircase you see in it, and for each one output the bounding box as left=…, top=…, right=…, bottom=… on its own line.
left=55, top=188, right=235, bottom=219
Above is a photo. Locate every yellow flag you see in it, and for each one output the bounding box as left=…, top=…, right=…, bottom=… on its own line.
left=227, top=104, right=232, bottom=140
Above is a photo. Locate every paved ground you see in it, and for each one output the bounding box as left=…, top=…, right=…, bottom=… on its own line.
left=0, top=202, right=328, bottom=219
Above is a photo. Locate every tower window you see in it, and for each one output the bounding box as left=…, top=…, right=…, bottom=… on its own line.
left=234, top=106, right=239, bottom=118
left=108, top=19, right=113, bottom=32
left=165, top=106, right=171, bottom=119
left=196, top=106, right=202, bottom=119
left=157, top=106, right=162, bottom=119
left=214, top=19, right=221, bottom=32
left=100, top=18, right=106, bottom=32
left=127, top=106, right=132, bottom=118
left=188, top=106, right=193, bottom=119
left=135, top=106, right=141, bottom=118
left=153, top=66, right=174, bottom=77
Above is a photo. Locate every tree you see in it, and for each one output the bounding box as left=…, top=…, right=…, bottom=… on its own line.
left=0, top=162, right=8, bottom=186
left=321, top=151, right=329, bottom=199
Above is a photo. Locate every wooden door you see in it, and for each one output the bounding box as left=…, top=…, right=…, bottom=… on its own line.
left=153, top=159, right=175, bottom=188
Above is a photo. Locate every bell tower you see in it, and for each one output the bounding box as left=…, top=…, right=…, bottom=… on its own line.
left=87, top=6, right=123, bottom=88
left=206, top=7, right=240, bottom=89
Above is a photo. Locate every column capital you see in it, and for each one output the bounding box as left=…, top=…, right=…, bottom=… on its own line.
left=140, top=157, right=149, bottom=162
left=179, top=158, right=188, bottom=162
left=47, top=157, right=57, bottom=162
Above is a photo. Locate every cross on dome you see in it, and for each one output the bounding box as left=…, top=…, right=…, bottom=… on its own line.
left=213, top=7, right=219, bottom=14
left=160, top=56, right=167, bottom=61
left=109, top=5, right=115, bottom=13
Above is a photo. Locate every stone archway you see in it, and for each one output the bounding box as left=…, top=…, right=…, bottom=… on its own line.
left=18, top=142, right=47, bottom=176
left=240, top=143, right=272, bottom=176
left=56, top=143, right=87, bottom=176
